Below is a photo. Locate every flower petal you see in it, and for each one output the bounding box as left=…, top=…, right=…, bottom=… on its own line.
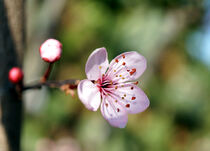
left=100, top=95, right=128, bottom=128
left=85, top=47, right=109, bottom=80
left=104, top=83, right=149, bottom=114
left=106, top=51, right=146, bottom=83
left=77, top=79, right=101, bottom=111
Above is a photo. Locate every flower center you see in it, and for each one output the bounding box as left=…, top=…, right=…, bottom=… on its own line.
left=93, top=75, right=114, bottom=95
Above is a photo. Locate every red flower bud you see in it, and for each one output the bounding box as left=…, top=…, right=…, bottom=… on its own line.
left=39, top=39, right=62, bottom=63
left=9, top=67, right=24, bottom=84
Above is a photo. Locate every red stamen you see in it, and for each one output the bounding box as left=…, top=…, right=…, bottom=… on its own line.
left=129, top=68, right=136, bottom=75
left=125, top=104, right=130, bottom=108
left=115, top=59, right=119, bottom=63
left=122, top=62, right=126, bottom=65
left=131, top=97, right=136, bottom=100
left=122, top=54, right=125, bottom=58
left=134, top=81, right=138, bottom=85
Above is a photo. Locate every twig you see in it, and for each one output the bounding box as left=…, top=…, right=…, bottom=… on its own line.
left=22, top=79, right=80, bottom=91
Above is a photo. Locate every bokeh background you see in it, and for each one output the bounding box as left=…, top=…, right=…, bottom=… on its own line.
left=22, top=0, right=210, bottom=151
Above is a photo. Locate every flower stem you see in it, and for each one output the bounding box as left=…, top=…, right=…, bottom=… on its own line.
left=41, top=63, right=54, bottom=83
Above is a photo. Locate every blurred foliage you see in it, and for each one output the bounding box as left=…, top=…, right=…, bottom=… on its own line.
left=23, top=0, right=210, bottom=151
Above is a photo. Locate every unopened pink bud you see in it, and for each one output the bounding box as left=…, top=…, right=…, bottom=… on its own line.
left=39, top=39, right=62, bottom=63
left=9, top=67, right=24, bottom=84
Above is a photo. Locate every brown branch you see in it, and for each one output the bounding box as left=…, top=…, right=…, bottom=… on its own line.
left=0, top=0, right=24, bottom=151
left=22, top=79, right=80, bottom=91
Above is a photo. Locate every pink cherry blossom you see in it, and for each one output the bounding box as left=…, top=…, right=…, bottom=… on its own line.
left=39, top=39, right=62, bottom=63
left=78, top=48, right=149, bottom=128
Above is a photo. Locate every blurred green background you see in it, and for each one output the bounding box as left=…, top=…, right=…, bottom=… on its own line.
left=23, top=0, right=210, bottom=151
